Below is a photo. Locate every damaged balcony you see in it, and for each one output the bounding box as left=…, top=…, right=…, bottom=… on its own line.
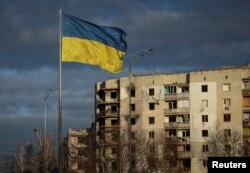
left=177, top=151, right=192, bottom=159
left=99, top=125, right=120, bottom=133
left=165, top=93, right=190, bottom=100
left=165, top=122, right=190, bottom=129
left=96, top=110, right=119, bottom=120
left=164, top=108, right=190, bottom=115
left=164, top=84, right=189, bottom=100
left=96, top=88, right=120, bottom=105
left=165, top=137, right=190, bottom=145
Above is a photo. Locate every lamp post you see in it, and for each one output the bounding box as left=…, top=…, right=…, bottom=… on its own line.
left=44, top=88, right=58, bottom=173
left=128, top=49, right=153, bottom=173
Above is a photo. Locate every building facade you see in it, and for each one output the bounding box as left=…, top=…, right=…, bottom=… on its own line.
left=64, top=129, right=89, bottom=173
left=95, top=65, right=250, bottom=173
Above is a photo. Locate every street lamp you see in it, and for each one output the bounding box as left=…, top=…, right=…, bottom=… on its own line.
left=128, top=49, right=154, bottom=173
left=44, top=88, right=58, bottom=173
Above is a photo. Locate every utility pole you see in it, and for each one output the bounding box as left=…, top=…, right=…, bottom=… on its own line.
left=128, top=49, right=153, bottom=173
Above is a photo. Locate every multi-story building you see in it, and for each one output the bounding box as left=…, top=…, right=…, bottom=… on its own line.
left=95, top=64, right=250, bottom=173
left=243, top=76, right=250, bottom=155
left=64, top=128, right=89, bottom=173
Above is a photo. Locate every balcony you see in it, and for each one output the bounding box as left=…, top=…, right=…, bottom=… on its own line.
left=243, top=106, right=250, bottom=113
left=164, top=108, right=190, bottom=115
left=96, top=98, right=119, bottom=105
left=72, top=143, right=87, bottom=149
left=75, top=155, right=87, bottom=161
left=165, top=92, right=189, bottom=100
left=165, top=122, right=190, bottom=129
left=165, top=137, right=190, bottom=144
left=243, top=89, right=250, bottom=96
left=96, top=111, right=119, bottom=119
left=178, top=151, right=191, bottom=158
left=99, top=126, right=120, bottom=133
left=103, top=141, right=119, bottom=146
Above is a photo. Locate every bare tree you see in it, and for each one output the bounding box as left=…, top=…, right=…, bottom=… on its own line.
left=1, top=141, right=35, bottom=173
left=13, top=144, right=26, bottom=172
left=206, top=128, right=243, bottom=157
left=1, top=153, right=15, bottom=173
left=118, top=129, right=176, bottom=173
left=243, top=137, right=250, bottom=156
left=1, top=129, right=57, bottom=173
left=32, top=129, right=57, bottom=172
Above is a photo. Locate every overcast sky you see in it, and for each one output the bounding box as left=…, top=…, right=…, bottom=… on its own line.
left=1, top=0, right=250, bottom=162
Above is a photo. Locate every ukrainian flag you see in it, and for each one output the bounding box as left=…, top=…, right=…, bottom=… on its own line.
left=62, top=13, right=127, bottom=73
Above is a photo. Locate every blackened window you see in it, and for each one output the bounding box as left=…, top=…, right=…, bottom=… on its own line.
left=202, top=85, right=208, bottom=92
left=112, top=147, right=117, bottom=154
left=131, top=144, right=136, bottom=153
left=111, top=133, right=118, bottom=141
left=149, top=103, right=155, bottom=110
left=224, top=114, right=231, bottom=122
left=225, top=144, right=231, bottom=153
left=149, top=131, right=155, bottom=138
left=111, top=92, right=117, bottom=99
left=78, top=137, right=86, bottom=144
left=202, top=130, right=208, bottom=137
left=149, top=117, right=155, bottom=124
left=131, top=160, right=136, bottom=168
left=224, top=129, right=231, bottom=137
left=202, top=145, right=209, bottom=152
left=131, top=118, right=136, bottom=125
left=202, top=160, right=207, bottom=167
left=112, top=162, right=117, bottom=172
left=111, top=105, right=117, bottom=112
left=149, top=88, right=154, bottom=96
left=149, top=145, right=155, bottom=153
left=131, top=104, right=135, bottom=111
left=78, top=149, right=86, bottom=156
left=131, top=132, right=136, bottom=139
left=131, top=89, right=135, bottom=97
left=169, top=116, right=176, bottom=122
left=111, top=119, right=118, bottom=125
left=202, top=115, right=208, bottom=122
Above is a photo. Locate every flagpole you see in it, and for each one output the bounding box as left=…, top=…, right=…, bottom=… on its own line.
left=58, top=9, right=63, bottom=173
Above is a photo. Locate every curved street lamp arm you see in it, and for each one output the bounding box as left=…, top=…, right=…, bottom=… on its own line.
left=129, top=48, right=154, bottom=73
left=45, top=88, right=59, bottom=101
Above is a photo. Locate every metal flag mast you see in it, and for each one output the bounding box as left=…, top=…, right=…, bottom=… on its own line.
left=58, top=9, right=63, bottom=173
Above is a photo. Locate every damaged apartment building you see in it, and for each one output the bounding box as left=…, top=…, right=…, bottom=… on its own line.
left=63, top=128, right=90, bottom=173
left=94, top=64, right=250, bottom=173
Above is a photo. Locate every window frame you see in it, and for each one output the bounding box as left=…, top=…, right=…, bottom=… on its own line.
left=149, top=131, right=155, bottom=138
left=149, top=103, right=155, bottom=110
left=131, top=104, right=135, bottom=111
left=202, top=144, right=209, bottom=152
left=111, top=105, right=117, bottom=112
left=111, top=91, right=117, bottom=99
left=202, top=130, right=208, bottom=137
left=149, top=117, right=155, bottom=124
left=202, top=115, right=208, bottom=122
left=131, top=88, right=135, bottom=97
left=224, top=114, right=231, bottom=122
left=131, top=118, right=136, bottom=125
left=224, top=129, right=231, bottom=137
left=201, top=85, right=208, bottom=92
left=149, top=88, right=155, bottom=96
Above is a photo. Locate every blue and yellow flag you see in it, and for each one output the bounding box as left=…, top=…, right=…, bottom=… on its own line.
left=62, top=13, right=127, bottom=73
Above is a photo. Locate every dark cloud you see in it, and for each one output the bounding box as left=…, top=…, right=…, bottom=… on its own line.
left=1, top=0, right=250, bottom=163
